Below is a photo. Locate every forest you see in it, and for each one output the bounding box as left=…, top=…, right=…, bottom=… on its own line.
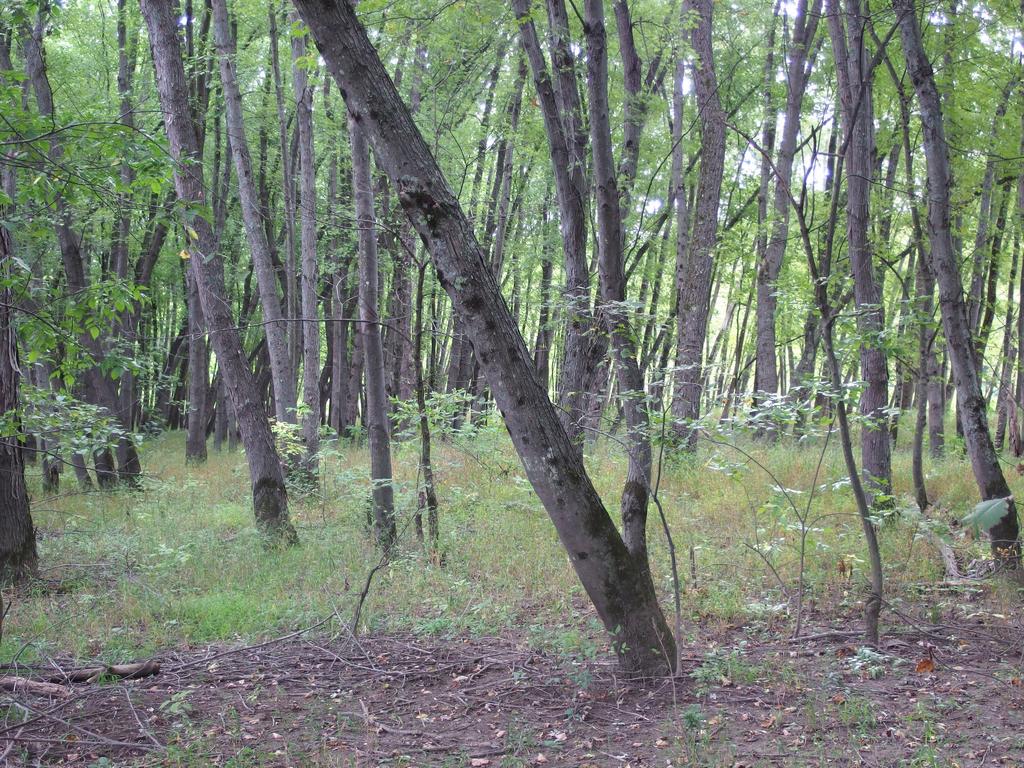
left=0, top=0, right=1022, bottom=764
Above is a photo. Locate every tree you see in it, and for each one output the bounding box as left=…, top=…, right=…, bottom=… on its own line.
left=142, top=0, right=297, bottom=544
left=349, top=113, right=396, bottom=550
left=292, top=0, right=677, bottom=674
left=211, top=0, right=298, bottom=427
left=671, top=0, right=726, bottom=449
left=826, top=0, right=891, bottom=506
left=291, top=13, right=321, bottom=473
left=890, top=0, right=1020, bottom=566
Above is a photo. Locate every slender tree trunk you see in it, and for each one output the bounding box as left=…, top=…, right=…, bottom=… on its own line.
left=292, top=14, right=321, bottom=471
left=754, top=0, right=821, bottom=433
left=827, top=0, right=891, bottom=504
left=584, top=0, right=652, bottom=558
left=996, top=232, right=1020, bottom=450
left=211, top=0, right=297, bottom=425
left=185, top=270, right=209, bottom=464
left=515, top=0, right=603, bottom=448
left=269, top=1, right=300, bottom=378
left=672, top=0, right=726, bottom=449
left=414, top=262, right=440, bottom=551
left=143, top=0, right=297, bottom=544
left=892, top=0, right=1020, bottom=566
left=349, top=115, right=396, bottom=550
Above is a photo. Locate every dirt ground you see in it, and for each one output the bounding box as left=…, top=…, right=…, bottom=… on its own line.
left=2, top=607, right=1023, bottom=767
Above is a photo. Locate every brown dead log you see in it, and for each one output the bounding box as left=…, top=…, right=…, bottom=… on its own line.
left=46, top=659, right=160, bottom=684
left=0, top=676, right=71, bottom=697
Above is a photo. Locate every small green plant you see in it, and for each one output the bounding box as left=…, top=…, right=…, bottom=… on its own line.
left=847, top=647, right=893, bottom=679
left=691, top=645, right=762, bottom=689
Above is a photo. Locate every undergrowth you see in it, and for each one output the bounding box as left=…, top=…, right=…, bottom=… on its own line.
left=4, top=413, right=1020, bottom=666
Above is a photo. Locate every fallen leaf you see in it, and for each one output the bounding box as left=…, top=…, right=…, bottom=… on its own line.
left=535, top=755, right=548, bottom=764
left=470, top=760, right=490, bottom=767
left=836, top=646, right=855, bottom=658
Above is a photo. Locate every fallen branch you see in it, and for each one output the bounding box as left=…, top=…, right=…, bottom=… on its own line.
left=47, top=659, right=160, bottom=684
left=0, top=676, right=71, bottom=697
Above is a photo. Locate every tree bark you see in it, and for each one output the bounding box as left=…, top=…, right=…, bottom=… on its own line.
left=143, top=0, right=297, bottom=544
left=349, top=114, right=396, bottom=550
left=515, top=0, right=603, bottom=448
left=211, top=0, right=298, bottom=426
left=295, top=0, right=677, bottom=674
left=0, top=96, right=37, bottom=581
left=754, top=0, right=821, bottom=429
left=583, top=0, right=652, bottom=559
left=826, top=0, right=891, bottom=504
left=891, top=0, right=1019, bottom=566
left=671, top=0, right=726, bottom=449
left=292, top=13, right=321, bottom=471
left=185, top=270, right=209, bottom=464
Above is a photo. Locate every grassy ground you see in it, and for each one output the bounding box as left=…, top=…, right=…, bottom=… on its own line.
left=8, top=419, right=1019, bottom=662
left=5, top=418, right=1024, bottom=765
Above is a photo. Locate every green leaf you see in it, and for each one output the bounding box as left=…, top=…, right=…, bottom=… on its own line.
left=962, top=497, right=1012, bottom=535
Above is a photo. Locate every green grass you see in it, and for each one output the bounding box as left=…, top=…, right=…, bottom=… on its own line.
left=5, top=413, right=1018, bottom=665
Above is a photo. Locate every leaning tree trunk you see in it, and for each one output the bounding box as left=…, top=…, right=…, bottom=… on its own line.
left=294, top=0, right=676, bottom=675
left=349, top=115, right=396, bottom=550
left=892, top=0, right=1020, bottom=566
left=143, top=0, right=296, bottom=544
left=211, top=0, right=298, bottom=425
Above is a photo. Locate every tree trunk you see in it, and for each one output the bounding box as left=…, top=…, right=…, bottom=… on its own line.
left=211, top=0, right=298, bottom=425
left=672, top=0, right=726, bottom=449
left=349, top=115, right=396, bottom=550
left=515, top=0, right=604, bottom=448
left=826, top=0, right=891, bottom=504
left=292, top=13, right=321, bottom=471
left=584, top=0, right=652, bottom=558
left=0, top=129, right=37, bottom=582
left=268, top=1, right=301, bottom=380
left=143, top=0, right=297, bottom=544
left=892, top=0, right=1019, bottom=566
left=295, top=0, right=676, bottom=674
left=414, top=261, right=440, bottom=551
left=754, top=0, right=821, bottom=431
left=186, top=270, right=209, bottom=464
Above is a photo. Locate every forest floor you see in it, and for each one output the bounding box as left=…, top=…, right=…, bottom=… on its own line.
left=3, top=427, right=1024, bottom=766
left=4, top=608, right=1024, bottom=767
